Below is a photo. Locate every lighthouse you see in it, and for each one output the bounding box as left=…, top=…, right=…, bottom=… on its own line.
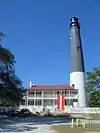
left=70, top=17, right=87, bottom=107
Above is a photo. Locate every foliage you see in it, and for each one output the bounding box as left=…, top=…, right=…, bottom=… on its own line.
left=0, top=32, right=6, bottom=41
left=86, top=67, right=100, bottom=107
left=88, top=90, right=100, bottom=107
left=0, top=34, right=23, bottom=106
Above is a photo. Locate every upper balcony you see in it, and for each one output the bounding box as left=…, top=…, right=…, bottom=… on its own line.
left=27, top=90, right=78, bottom=99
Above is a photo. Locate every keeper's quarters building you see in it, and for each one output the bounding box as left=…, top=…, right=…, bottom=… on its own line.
left=20, top=17, right=87, bottom=113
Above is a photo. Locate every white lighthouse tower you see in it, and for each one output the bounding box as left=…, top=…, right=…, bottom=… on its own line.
left=70, top=17, right=87, bottom=107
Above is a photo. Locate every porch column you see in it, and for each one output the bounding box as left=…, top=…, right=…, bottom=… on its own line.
left=69, top=90, right=70, bottom=106
left=26, top=91, right=28, bottom=106
left=53, top=91, right=55, bottom=111
left=42, top=91, right=43, bottom=107
left=34, top=91, right=36, bottom=107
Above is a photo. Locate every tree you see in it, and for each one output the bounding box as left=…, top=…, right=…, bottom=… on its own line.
left=86, top=67, right=100, bottom=107
left=0, top=32, right=6, bottom=42
left=0, top=33, right=23, bottom=106
left=88, top=90, right=100, bottom=107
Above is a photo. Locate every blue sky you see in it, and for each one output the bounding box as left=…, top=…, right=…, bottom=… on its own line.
left=0, top=0, right=100, bottom=87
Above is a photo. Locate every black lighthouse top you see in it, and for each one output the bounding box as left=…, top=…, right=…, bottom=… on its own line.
left=70, top=17, right=85, bottom=73
left=70, top=17, right=80, bottom=29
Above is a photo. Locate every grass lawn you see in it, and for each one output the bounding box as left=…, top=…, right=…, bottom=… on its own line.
left=88, top=114, right=100, bottom=120
left=70, top=113, right=100, bottom=120
left=51, top=124, right=100, bottom=133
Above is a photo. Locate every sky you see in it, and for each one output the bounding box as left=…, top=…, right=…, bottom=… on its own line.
left=0, top=0, right=100, bottom=87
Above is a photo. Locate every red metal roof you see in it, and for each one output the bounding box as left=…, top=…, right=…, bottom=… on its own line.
left=28, top=84, right=73, bottom=91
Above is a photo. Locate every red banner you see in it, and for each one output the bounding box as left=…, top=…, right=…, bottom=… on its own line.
left=57, top=95, right=64, bottom=110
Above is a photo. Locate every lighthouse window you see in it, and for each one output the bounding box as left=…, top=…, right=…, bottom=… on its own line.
left=77, top=46, right=80, bottom=50
left=76, top=28, right=79, bottom=32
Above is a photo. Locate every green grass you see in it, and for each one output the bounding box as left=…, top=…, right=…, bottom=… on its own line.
left=51, top=124, right=100, bottom=133
left=70, top=113, right=100, bottom=120
left=89, top=114, right=100, bottom=120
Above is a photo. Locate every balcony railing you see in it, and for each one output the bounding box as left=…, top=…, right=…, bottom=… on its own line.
left=43, top=94, right=53, bottom=98
left=28, top=94, right=42, bottom=97
left=27, top=94, right=78, bottom=99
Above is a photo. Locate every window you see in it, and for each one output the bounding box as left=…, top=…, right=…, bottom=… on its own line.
left=57, top=91, right=59, bottom=95
left=64, top=91, right=69, bottom=96
left=65, top=91, right=69, bottom=94
left=77, top=46, right=80, bottom=50
left=28, top=91, right=35, bottom=97
left=36, top=91, right=41, bottom=95
left=36, top=91, right=42, bottom=97
left=70, top=90, right=78, bottom=95
left=62, top=91, right=64, bottom=95
left=35, top=100, right=41, bottom=106
left=21, top=100, right=25, bottom=105
left=28, top=100, right=34, bottom=105
left=57, top=91, right=62, bottom=95
left=54, top=99, right=57, bottom=105
left=69, top=99, right=78, bottom=106
left=73, top=99, right=78, bottom=102
left=65, top=100, right=67, bottom=105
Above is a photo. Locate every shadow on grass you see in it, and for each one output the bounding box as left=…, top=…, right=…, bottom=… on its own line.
left=0, top=116, right=72, bottom=132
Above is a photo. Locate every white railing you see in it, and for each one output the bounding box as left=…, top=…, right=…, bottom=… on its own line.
left=67, top=107, right=100, bottom=114
left=27, top=95, right=78, bottom=99
left=19, top=105, right=100, bottom=114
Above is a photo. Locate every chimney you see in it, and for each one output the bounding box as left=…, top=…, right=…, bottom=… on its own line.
left=29, top=81, right=32, bottom=88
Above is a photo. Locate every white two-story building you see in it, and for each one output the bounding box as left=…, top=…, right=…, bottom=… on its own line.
left=20, top=83, right=79, bottom=113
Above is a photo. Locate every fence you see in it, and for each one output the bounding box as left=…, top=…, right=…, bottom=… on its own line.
left=1, top=106, right=100, bottom=114
left=67, top=107, right=100, bottom=114
left=19, top=105, right=100, bottom=114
